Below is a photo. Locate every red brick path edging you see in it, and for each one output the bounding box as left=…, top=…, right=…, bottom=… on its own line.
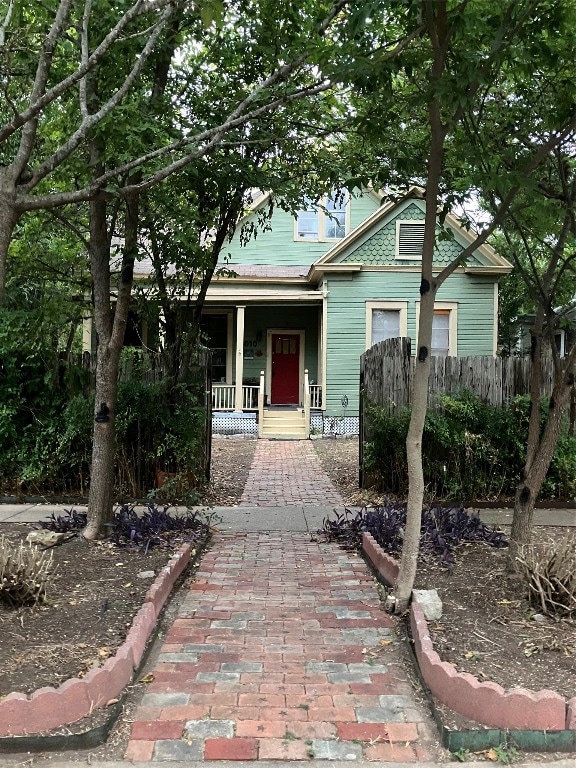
left=0, top=542, right=197, bottom=737
left=361, top=532, right=576, bottom=733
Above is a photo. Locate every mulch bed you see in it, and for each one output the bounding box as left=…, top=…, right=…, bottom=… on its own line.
left=0, top=524, right=184, bottom=697
left=414, top=527, right=576, bottom=702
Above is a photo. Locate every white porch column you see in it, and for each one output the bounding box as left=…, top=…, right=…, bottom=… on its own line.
left=82, top=314, right=93, bottom=353
left=234, top=305, right=246, bottom=411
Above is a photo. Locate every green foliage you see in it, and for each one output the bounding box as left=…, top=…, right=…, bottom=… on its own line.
left=489, top=743, right=520, bottom=764
left=363, top=392, right=576, bottom=501
left=0, top=343, right=209, bottom=499
left=115, top=375, right=207, bottom=499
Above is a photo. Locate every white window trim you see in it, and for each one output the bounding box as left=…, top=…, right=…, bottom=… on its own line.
left=365, top=301, right=408, bottom=349
left=555, top=328, right=566, bottom=358
left=395, top=220, right=426, bottom=260
left=294, top=192, right=350, bottom=243
left=415, top=301, right=458, bottom=356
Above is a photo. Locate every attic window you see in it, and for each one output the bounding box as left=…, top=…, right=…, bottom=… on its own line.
left=295, top=191, right=348, bottom=241
left=396, top=221, right=425, bottom=260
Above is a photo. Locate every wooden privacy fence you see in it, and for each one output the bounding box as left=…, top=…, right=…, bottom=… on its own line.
left=70, top=347, right=211, bottom=385
left=360, top=337, right=555, bottom=412
left=358, top=338, right=557, bottom=488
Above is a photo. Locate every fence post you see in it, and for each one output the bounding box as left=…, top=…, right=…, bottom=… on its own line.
left=303, top=369, right=311, bottom=439
left=359, top=363, right=364, bottom=487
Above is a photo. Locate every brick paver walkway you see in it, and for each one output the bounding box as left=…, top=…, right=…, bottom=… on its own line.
left=239, top=440, right=344, bottom=506
left=125, top=532, right=438, bottom=762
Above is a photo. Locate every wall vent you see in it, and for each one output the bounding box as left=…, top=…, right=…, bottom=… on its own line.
left=397, top=222, right=425, bottom=259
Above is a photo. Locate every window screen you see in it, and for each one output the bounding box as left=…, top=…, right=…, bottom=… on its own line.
left=432, top=310, right=450, bottom=356
left=372, top=309, right=400, bottom=346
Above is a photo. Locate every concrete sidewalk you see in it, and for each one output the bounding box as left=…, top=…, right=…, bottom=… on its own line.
left=0, top=503, right=340, bottom=532
left=1, top=502, right=574, bottom=529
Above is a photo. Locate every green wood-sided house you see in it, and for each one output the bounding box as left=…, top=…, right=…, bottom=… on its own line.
left=191, top=188, right=511, bottom=437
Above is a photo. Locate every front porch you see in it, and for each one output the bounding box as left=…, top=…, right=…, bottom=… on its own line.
left=203, top=302, right=324, bottom=415
left=213, top=369, right=316, bottom=439
left=212, top=380, right=323, bottom=412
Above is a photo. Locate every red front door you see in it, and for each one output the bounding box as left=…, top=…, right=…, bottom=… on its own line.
left=271, top=333, right=300, bottom=404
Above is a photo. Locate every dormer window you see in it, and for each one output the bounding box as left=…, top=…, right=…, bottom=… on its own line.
left=296, top=191, right=348, bottom=241
left=396, top=221, right=425, bottom=260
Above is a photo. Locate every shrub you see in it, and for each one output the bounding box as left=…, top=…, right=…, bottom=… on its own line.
left=363, top=392, right=575, bottom=501
left=516, top=536, right=576, bottom=618
left=321, top=503, right=507, bottom=567
left=0, top=536, right=55, bottom=607
left=0, top=348, right=209, bottom=499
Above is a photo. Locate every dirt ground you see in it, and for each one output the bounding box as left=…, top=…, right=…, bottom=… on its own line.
left=312, top=438, right=576, bottom=702
left=0, top=436, right=574, bottom=762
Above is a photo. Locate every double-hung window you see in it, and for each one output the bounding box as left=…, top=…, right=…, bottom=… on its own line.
left=416, top=302, right=458, bottom=356
left=324, top=193, right=347, bottom=239
left=296, top=191, right=348, bottom=241
left=431, top=310, right=451, bottom=356
left=366, top=301, right=408, bottom=348
left=296, top=199, right=318, bottom=239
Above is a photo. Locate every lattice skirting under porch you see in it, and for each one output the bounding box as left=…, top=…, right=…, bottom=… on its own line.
left=212, top=412, right=359, bottom=437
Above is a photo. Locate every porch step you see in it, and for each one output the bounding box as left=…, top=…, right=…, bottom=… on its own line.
left=260, top=409, right=308, bottom=439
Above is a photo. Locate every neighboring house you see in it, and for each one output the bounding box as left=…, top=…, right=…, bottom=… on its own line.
left=200, top=187, right=512, bottom=437
left=514, top=302, right=576, bottom=359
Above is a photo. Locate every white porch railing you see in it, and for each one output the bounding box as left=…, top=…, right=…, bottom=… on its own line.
left=213, top=379, right=322, bottom=413
left=242, top=385, right=259, bottom=411
left=213, top=384, right=235, bottom=410
left=309, top=384, right=322, bottom=409
left=258, top=370, right=265, bottom=438
left=303, top=369, right=311, bottom=439
left=213, top=384, right=259, bottom=411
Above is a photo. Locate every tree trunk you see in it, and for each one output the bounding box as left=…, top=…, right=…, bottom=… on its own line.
left=392, top=0, right=448, bottom=612
left=394, top=286, right=435, bottom=611
left=0, top=170, right=19, bottom=307
left=84, top=192, right=117, bottom=539
left=85, top=192, right=139, bottom=538
left=84, top=344, right=119, bottom=539
left=507, top=375, right=574, bottom=569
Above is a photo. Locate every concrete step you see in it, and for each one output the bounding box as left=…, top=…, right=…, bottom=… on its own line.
left=261, top=432, right=308, bottom=440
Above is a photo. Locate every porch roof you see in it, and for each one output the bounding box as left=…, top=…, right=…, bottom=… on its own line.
left=220, top=264, right=309, bottom=279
